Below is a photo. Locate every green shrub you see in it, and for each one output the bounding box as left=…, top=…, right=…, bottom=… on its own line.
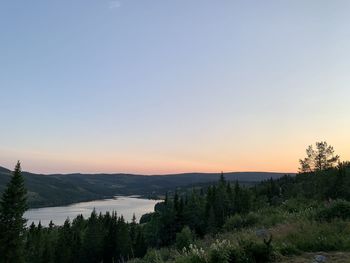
left=245, top=212, right=260, bottom=227
left=208, top=240, right=231, bottom=263
left=175, top=244, right=207, bottom=263
left=239, top=238, right=275, bottom=263
left=276, top=242, right=300, bottom=256
left=283, top=220, right=350, bottom=252
left=281, top=198, right=319, bottom=213
left=317, top=200, right=350, bottom=221
left=256, top=207, right=288, bottom=227
left=224, top=215, right=244, bottom=231
left=176, top=226, right=194, bottom=250
left=223, top=213, right=259, bottom=231
left=207, top=240, right=246, bottom=263
left=227, top=246, right=244, bottom=263
left=142, top=250, right=164, bottom=263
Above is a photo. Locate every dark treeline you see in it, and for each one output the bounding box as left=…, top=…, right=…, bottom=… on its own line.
left=0, top=164, right=259, bottom=262
left=23, top=212, right=147, bottom=263
left=18, top=172, right=256, bottom=263
left=140, top=172, right=254, bottom=247
left=258, top=161, right=350, bottom=203
left=1, top=142, right=350, bottom=262
left=17, top=163, right=350, bottom=263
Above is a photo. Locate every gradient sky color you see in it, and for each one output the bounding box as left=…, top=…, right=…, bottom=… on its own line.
left=1, top=0, right=349, bottom=174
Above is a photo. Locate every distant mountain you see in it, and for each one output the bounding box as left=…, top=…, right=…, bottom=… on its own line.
left=0, top=166, right=10, bottom=173
left=0, top=166, right=293, bottom=208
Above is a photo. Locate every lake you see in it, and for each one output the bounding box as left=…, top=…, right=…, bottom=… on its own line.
left=24, top=196, right=160, bottom=226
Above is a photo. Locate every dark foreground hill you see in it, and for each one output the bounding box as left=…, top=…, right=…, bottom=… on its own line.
left=0, top=166, right=291, bottom=208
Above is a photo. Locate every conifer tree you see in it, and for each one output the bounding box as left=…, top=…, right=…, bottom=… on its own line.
left=130, top=213, right=137, bottom=244
left=134, top=228, right=147, bottom=258
left=82, top=209, right=103, bottom=263
left=0, top=161, right=28, bottom=263
left=55, top=219, right=73, bottom=263
left=164, top=192, right=169, bottom=205
left=219, top=171, right=226, bottom=184
left=299, top=141, right=340, bottom=172
left=207, top=206, right=217, bottom=233
left=48, top=220, right=54, bottom=229
left=174, top=190, right=179, bottom=212
left=233, top=181, right=242, bottom=213
left=102, top=212, right=118, bottom=263
left=116, top=216, right=132, bottom=261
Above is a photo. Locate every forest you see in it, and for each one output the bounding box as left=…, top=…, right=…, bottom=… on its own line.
left=1, top=142, right=350, bottom=263
left=0, top=166, right=284, bottom=208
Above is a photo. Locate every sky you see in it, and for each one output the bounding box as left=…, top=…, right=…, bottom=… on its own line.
left=0, top=0, right=349, bottom=174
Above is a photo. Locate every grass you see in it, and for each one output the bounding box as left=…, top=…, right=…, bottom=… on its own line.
left=129, top=201, right=350, bottom=262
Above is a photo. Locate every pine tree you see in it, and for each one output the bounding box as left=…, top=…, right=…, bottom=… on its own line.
left=25, top=222, right=37, bottom=263
left=164, top=192, right=169, bottom=205
left=174, top=190, right=179, bottom=212
left=0, top=161, right=28, bottom=263
left=219, top=171, right=226, bottom=184
left=25, top=222, right=43, bottom=263
left=130, top=213, right=137, bottom=244
left=233, top=181, right=241, bottom=213
left=207, top=206, right=217, bottom=233
left=116, top=216, right=132, bottom=261
left=48, top=220, right=54, bottom=229
left=102, top=212, right=118, bottom=263
left=82, top=209, right=103, bottom=263
left=134, top=228, right=147, bottom=258
left=54, top=219, right=73, bottom=263
left=299, top=141, right=340, bottom=172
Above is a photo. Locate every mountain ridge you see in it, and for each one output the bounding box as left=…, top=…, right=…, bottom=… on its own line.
left=0, top=166, right=293, bottom=176
left=0, top=165, right=294, bottom=208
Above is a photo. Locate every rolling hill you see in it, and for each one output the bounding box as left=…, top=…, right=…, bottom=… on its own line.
left=0, top=166, right=292, bottom=208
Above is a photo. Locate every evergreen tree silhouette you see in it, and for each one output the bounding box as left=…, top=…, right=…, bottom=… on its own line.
left=0, top=161, right=27, bottom=263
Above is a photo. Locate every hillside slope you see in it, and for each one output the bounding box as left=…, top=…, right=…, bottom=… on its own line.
left=0, top=166, right=291, bottom=208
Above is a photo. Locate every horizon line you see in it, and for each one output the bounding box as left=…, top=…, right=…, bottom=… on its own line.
left=0, top=165, right=297, bottom=176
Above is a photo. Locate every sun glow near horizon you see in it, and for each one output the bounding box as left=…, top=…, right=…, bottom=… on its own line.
left=1, top=136, right=349, bottom=174
left=1, top=0, right=350, bottom=174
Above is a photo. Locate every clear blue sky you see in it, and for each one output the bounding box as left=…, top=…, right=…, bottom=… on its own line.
left=1, top=0, right=349, bottom=174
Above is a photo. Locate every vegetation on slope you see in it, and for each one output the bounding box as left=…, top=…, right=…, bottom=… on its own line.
left=0, top=168, right=287, bottom=208
left=0, top=141, right=349, bottom=263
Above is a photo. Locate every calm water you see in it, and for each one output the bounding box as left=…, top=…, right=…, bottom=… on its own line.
left=24, top=196, right=160, bottom=226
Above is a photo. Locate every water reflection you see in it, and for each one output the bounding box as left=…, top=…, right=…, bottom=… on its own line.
left=24, top=196, right=160, bottom=226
